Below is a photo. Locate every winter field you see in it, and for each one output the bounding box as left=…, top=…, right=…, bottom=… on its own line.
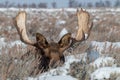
left=0, top=8, right=120, bottom=80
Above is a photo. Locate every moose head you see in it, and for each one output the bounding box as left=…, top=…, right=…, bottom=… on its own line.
left=13, top=8, right=92, bottom=72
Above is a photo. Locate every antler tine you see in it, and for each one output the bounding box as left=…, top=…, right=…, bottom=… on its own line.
left=75, top=8, right=92, bottom=41
left=14, top=11, right=35, bottom=46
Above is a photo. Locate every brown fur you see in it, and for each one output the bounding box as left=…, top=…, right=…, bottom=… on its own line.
left=14, top=9, right=92, bottom=74
left=34, top=33, right=71, bottom=70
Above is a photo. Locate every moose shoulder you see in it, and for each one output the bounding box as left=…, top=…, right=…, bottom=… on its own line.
left=13, top=8, right=92, bottom=73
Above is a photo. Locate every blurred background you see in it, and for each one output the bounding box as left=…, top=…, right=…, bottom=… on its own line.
left=0, top=0, right=120, bottom=8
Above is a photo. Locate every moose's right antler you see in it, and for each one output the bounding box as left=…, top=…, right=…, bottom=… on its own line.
left=13, top=11, right=35, bottom=46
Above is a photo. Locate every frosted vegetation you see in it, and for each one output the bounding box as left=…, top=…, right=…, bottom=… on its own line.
left=0, top=8, right=120, bottom=80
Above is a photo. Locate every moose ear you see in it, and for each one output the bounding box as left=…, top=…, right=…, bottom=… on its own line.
left=58, top=33, right=71, bottom=50
left=36, top=33, right=49, bottom=48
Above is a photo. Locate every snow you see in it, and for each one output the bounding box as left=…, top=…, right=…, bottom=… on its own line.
left=91, top=41, right=120, bottom=48
left=0, top=38, right=6, bottom=49
left=56, top=20, right=66, bottom=25
left=0, top=37, right=120, bottom=80
left=27, top=54, right=83, bottom=80
left=0, top=8, right=120, bottom=80
left=0, top=38, right=26, bottom=48
left=86, top=49, right=99, bottom=63
left=28, top=75, right=77, bottom=80
left=91, top=41, right=120, bottom=53
left=59, top=28, right=68, bottom=39
left=91, top=67, right=120, bottom=80
left=10, top=40, right=26, bottom=47
left=27, top=53, right=118, bottom=80
left=1, top=8, right=120, bottom=13
left=90, top=57, right=116, bottom=68
left=85, top=33, right=88, bottom=40
left=0, top=38, right=26, bottom=54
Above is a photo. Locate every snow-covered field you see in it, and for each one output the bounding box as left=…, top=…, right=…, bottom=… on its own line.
left=0, top=8, right=120, bottom=80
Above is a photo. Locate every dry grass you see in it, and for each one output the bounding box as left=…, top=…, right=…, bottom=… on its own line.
left=0, top=9, right=120, bottom=79
left=0, top=45, right=43, bottom=79
left=97, top=42, right=120, bottom=67
left=0, top=9, right=120, bottom=43
left=91, top=11, right=120, bottom=42
left=109, top=72, right=120, bottom=80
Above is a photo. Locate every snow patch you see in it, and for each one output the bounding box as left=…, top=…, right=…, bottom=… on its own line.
left=90, top=57, right=116, bottom=68
left=0, top=38, right=6, bottom=49
left=59, top=28, right=68, bottom=39
left=28, top=75, right=77, bottom=80
left=86, top=49, right=99, bottom=63
left=91, top=67, right=120, bottom=80
left=91, top=41, right=120, bottom=53
left=85, top=33, right=88, bottom=40
left=0, top=37, right=26, bottom=54
left=56, top=20, right=66, bottom=25
left=10, top=40, right=26, bottom=47
left=1, top=8, right=120, bottom=13
left=27, top=54, right=84, bottom=80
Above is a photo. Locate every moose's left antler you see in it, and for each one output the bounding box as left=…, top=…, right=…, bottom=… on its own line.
left=70, top=8, right=92, bottom=46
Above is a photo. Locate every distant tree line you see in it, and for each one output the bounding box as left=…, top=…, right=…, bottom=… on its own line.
left=69, top=0, right=120, bottom=8
left=0, top=0, right=120, bottom=8
left=0, top=1, right=48, bottom=8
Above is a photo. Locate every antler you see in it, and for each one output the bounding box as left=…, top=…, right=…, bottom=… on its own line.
left=71, top=8, right=92, bottom=45
left=13, top=11, right=35, bottom=46
left=13, top=9, right=92, bottom=50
